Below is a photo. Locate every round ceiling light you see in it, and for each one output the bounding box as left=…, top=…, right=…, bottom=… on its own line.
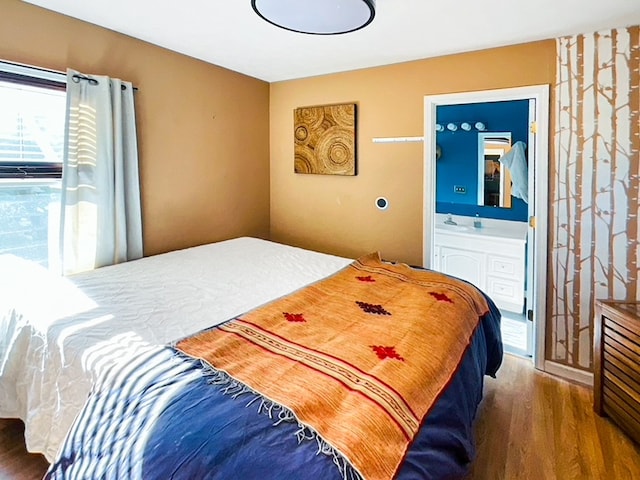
left=251, top=0, right=376, bottom=35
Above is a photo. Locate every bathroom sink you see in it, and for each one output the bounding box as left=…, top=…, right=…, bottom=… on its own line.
left=436, top=223, right=471, bottom=232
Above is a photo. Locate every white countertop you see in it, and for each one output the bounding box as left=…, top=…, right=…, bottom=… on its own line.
left=434, top=214, right=528, bottom=242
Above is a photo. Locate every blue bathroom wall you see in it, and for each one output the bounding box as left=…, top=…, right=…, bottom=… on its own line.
left=435, top=99, right=529, bottom=222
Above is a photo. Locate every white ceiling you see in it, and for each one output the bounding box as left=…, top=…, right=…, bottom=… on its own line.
left=24, top=0, right=640, bottom=82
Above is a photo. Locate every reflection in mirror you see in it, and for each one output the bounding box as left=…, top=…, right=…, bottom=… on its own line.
left=477, top=132, right=512, bottom=208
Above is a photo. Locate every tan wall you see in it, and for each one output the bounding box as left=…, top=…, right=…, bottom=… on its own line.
left=270, top=41, right=556, bottom=265
left=0, top=0, right=270, bottom=256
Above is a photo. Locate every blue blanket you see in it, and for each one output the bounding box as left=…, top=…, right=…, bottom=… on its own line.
left=46, top=296, right=501, bottom=480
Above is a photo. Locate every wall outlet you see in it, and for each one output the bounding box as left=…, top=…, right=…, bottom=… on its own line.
left=454, top=185, right=466, bottom=194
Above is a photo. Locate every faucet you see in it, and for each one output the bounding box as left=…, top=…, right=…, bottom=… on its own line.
left=444, top=214, right=457, bottom=225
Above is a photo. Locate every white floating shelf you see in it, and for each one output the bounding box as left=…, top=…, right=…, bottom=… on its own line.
left=372, top=136, right=424, bottom=144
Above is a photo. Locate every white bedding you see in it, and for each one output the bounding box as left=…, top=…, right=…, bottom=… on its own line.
left=0, top=237, right=352, bottom=462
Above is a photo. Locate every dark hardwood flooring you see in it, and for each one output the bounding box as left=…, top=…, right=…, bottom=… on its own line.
left=0, top=419, right=48, bottom=479
left=1, top=354, right=639, bottom=479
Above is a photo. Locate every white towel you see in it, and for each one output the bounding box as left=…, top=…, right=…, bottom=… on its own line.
left=499, top=141, right=528, bottom=203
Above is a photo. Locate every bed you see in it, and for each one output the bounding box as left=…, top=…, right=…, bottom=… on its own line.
left=0, top=237, right=502, bottom=479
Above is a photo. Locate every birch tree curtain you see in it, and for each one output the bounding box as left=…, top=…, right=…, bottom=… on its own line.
left=59, top=69, right=143, bottom=275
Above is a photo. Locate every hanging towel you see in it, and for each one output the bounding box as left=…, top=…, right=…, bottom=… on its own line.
left=499, top=141, right=528, bottom=203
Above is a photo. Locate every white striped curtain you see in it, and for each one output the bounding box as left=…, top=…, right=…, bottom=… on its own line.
left=59, top=69, right=143, bottom=275
left=551, top=26, right=640, bottom=370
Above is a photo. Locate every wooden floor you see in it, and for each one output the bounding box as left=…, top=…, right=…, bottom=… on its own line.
left=1, top=354, right=639, bottom=479
left=468, top=354, right=640, bottom=479
left=0, top=418, right=48, bottom=480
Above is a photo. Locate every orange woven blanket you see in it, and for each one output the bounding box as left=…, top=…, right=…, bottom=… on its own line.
left=176, top=252, right=489, bottom=479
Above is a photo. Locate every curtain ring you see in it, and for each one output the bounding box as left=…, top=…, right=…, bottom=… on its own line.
left=72, top=73, right=99, bottom=86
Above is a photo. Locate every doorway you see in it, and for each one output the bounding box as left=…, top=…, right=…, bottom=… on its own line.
left=423, top=85, right=549, bottom=370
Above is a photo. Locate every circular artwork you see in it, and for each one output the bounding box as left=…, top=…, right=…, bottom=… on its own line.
left=294, top=104, right=356, bottom=175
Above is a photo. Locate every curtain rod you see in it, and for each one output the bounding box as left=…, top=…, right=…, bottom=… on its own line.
left=0, top=60, right=139, bottom=91
left=71, top=73, right=139, bottom=92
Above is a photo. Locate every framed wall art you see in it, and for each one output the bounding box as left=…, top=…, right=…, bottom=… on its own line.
left=294, top=103, right=357, bottom=176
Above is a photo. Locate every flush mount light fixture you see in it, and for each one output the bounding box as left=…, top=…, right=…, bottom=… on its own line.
left=251, top=0, right=376, bottom=35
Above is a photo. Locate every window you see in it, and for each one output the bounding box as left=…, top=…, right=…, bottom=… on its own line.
left=0, top=62, right=66, bottom=269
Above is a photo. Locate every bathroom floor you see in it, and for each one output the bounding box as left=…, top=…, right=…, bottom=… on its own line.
left=500, top=311, right=530, bottom=356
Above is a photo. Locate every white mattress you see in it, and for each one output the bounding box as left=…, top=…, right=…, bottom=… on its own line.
left=0, top=237, right=352, bottom=462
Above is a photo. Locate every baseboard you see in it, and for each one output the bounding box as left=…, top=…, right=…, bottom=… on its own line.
left=544, top=360, right=594, bottom=386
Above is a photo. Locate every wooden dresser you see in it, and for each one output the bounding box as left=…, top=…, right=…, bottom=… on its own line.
left=594, top=300, right=640, bottom=443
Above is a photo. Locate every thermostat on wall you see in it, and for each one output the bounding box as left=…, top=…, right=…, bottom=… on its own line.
left=375, top=197, right=389, bottom=210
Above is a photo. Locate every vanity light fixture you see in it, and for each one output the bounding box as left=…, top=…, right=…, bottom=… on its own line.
left=251, top=0, right=376, bottom=35
left=437, top=121, right=488, bottom=133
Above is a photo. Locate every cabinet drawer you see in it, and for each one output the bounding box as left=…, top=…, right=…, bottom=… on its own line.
left=487, top=276, right=519, bottom=298
left=488, top=256, right=516, bottom=276
left=486, top=276, right=524, bottom=312
left=487, top=255, right=522, bottom=279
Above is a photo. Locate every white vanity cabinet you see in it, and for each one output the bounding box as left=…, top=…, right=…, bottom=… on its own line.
left=437, top=246, right=485, bottom=287
left=434, top=227, right=526, bottom=313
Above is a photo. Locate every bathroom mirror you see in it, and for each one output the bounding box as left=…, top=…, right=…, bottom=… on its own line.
left=477, top=132, right=512, bottom=208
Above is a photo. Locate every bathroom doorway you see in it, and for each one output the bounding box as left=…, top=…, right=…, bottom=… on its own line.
left=423, top=85, right=550, bottom=370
